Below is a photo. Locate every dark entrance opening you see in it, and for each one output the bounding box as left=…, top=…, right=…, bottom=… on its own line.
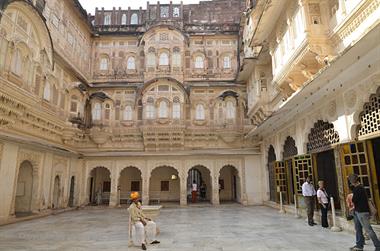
left=69, top=176, right=75, bottom=207
left=89, top=177, right=94, bottom=203
left=371, top=137, right=380, bottom=194
left=285, top=159, right=295, bottom=204
left=233, top=175, right=237, bottom=200
left=315, top=149, right=340, bottom=209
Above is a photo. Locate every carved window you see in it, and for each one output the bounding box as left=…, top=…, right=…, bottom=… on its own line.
left=11, top=49, right=22, bottom=76
left=172, top=52, right=181, bottom=67
left=121, top=14, right=127, bottom=25
left=307, top=120, right=340, bottom=153
left=59, top=92, right=65, bottom=110
left=226, top=100, right=235, bottom=119
left=158, top=100, right=168, bottom=118
left=283, top=136, right=298, bottom=159
left=223, top=56, right=231, bottom=69
left=195, top=104, right=205, bottom=120
left=105, top=104, right=111, bottom=120
left=127, top=57, right=135, bottom=70
left=357, top=90, right=380, bottom=138
left=130, top=13, right=138, bottom=25
left=92, top=103, right=101, bottom=121
left=123, top=105, right=133, bottom=121
left=159, top=33, right=169, bottom=41
left=115, top=100, right=121, bottom=120
left=158, top=85, right=169, bottom=92
left=173, top=7, right=180, bottom=17
left=145, top=98, right=155, bottom=119
left=160, top=6, right=169, bottom=18
left=43, top=82, right=51, bottom=101
left=99, top=57, right=109, bottom=70
left=34, top=67, right=42, bottom=96
left=194, top=56, right=204, bottom=69
left=161, top=181, right=169, bottom=191
left=52, top=85, right=58, bottom=105
left=70, top=95, right=79, bottom=113
left=104, top=14, right=111, bottom=25
left=147, top=53, right=155, bottom=67
left=173, top=99, right=181, bottom=119
left=159, top=52, right=169, bottom=66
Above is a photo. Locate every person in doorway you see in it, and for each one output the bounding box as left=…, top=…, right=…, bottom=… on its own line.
left=316, top=180, right=329, bottom=228
left=302, top=175, right=317, bottom=226
left=200, top=182, right=206, bottom=200
left=128, top=192, right=160, bottom=250
left=96, top=188, right=102, bottom=205
left=192, top=180, right=198, bottom=203
left=348, top=174, right=380, bottom=251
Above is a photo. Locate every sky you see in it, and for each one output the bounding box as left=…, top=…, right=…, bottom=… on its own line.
left=79, top=0, right=211, bottom=14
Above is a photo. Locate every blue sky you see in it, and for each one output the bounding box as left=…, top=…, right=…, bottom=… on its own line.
left=79, top=0, right=210, bottom=14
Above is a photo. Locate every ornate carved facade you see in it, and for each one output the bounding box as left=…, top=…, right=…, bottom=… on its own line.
left=241, top=0, right=380, bottom=223
left=1, top=0, right=379, bottom=228
left=0, top=0, right=265, bottom=225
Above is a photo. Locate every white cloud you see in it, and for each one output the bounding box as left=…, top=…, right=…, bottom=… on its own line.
left=79, top=0, right=210, bottom=14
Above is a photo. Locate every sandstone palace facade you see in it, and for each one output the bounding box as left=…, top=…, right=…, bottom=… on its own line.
left=0, top=0, right=379, bottom=228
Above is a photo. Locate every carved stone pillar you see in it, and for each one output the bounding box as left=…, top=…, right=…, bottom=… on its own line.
left=142, top=173, right=150, bottom=205
left=109, top=170, right=120, bottom=207
left=211, top=173, right=220, bottom=206
left=180, top=172, right=187, bottom=206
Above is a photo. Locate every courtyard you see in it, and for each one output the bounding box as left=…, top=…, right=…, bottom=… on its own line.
left=0, top=205, right=373, bottom=251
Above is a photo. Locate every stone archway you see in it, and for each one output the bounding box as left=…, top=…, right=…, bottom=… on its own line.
left=52, top=175, right=61, bottom=209
left=149, top=166, right=180, bottom=205
left=187, top=165, right=212, bottom=203
left=88, top=167, right=111, bottom=205
left=218, top=165, right=241, bottom=204
left=14, top=160, right=34, bottom=216
left=119, top=166, right=142, bottom=205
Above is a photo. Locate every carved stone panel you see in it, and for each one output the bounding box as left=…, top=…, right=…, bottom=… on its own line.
left=306, top=120, right=340, bottom=153
left=358, top=89, right=380, bottom=138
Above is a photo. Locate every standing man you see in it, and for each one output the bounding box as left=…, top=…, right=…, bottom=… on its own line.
left=348, top=174, right=380, bottom=251
left=192, top=180, right=198, bottom=203
left=128, top=192, right=160, bottom=250
left=302, top=175, right=316, bottom=226
left=316, top=180, right=329, bottom=228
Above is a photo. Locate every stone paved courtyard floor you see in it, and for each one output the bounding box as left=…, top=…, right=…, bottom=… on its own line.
left=0, top=205, right=376, bottom=251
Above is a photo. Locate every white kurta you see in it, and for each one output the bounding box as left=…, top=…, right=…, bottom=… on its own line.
left=132, top=220, right=157, bottom=246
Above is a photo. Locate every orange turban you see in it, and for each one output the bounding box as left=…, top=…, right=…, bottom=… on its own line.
left=130, top=192, right=140, bottom=200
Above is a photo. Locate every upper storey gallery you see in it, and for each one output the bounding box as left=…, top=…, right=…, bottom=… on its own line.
left=90, top=0, right=245, bottom=83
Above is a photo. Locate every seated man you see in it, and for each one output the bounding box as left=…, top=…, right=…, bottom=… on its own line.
left=128, top=192, right=160, bottom=250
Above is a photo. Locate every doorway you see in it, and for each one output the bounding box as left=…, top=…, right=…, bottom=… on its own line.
left=15, top=161, right=34, bottom=216
left=371, top=137, right=380, bottom=194
left=52, top=175, right=61, bottom=209
left=315, top=149, right=340, bottom=209
left=285, top=159, right=295, bottom=204
left=69, top=176, right=75, bottom=207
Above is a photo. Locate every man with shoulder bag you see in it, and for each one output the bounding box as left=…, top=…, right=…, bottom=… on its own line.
left=348, top=174, right=380, bottom=251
